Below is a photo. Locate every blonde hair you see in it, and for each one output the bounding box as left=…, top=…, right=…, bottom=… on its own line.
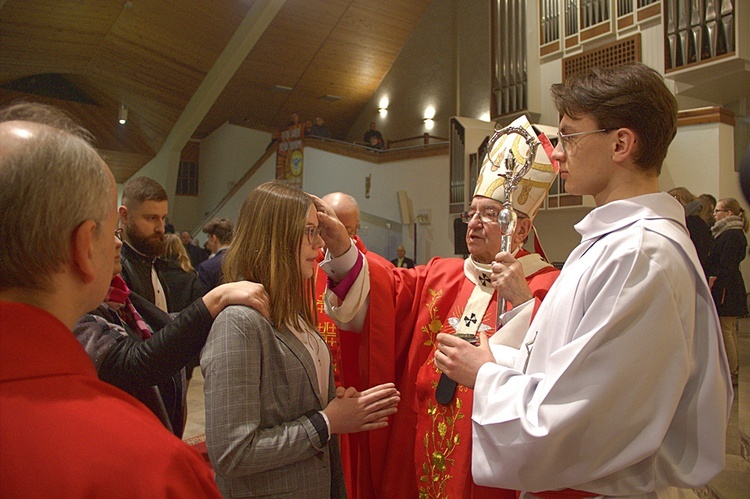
left=223, top=181, right=316, bottom=330
left=163, top=233, right=194, bottom=272
left=718, top=198, right=749, bottom=232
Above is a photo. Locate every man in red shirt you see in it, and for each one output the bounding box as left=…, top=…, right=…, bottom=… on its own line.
left=0, top=103, right=220, bottom=498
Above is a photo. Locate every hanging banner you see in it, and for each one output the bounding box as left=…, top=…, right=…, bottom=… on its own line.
left=275, top=123, right=305, bottom=189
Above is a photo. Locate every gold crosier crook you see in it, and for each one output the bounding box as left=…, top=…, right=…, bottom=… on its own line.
left=486, top=122, right=540, bottom=333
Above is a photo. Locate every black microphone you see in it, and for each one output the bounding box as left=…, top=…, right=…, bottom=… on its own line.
left=435, top=334, right=478, bottom=405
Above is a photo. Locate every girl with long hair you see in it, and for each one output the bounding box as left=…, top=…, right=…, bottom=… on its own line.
left=201, top=181, right=399, bottom=497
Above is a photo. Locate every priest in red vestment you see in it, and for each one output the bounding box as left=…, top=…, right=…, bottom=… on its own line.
left=316, top=116, right=560, bottom=498
left=314, top=192, right=393, bottom=498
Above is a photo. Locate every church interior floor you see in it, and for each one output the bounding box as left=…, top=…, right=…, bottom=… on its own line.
left=184, top=318, right=750, bottom=498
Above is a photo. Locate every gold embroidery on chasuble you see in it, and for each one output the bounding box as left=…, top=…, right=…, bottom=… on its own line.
left=418, top=272, right=495, bottom=498
left=316, top=288, right=341, bottom=381
left=420, top=288, right=445, bottom=349
left=417, top=287, right=459, bottom=498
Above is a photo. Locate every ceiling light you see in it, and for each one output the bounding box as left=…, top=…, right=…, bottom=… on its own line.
left=272, top=85, right=293, bottom=92
left=321, top=94, right=342, bottom=101
left=118, top=103, right=128, bottom=125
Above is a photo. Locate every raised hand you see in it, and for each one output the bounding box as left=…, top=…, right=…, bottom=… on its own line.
left=309, top=194, right=351, bottom=257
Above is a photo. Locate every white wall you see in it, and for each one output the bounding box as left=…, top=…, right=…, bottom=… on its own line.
left=209, top=155, right=276, bottom=230
left=171, top=122, right=272, bottom=233
left=303, top=148, right=452, bottom=265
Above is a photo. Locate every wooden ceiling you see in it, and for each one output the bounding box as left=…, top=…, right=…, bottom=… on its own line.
left=0, top=0, right=433, bottom=182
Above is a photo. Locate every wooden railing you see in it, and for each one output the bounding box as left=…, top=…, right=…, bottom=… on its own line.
left=387, top=133, right=448, bottom=149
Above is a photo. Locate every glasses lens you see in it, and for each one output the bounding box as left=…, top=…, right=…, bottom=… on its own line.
left=115, top=228, right=123, bottom=241
left=460, top=211, right=473, bottom=224
left=305, top=226, right=320, bottom=244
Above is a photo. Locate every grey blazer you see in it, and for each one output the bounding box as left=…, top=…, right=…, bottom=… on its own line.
left=201, top=305, right=346, bottom=498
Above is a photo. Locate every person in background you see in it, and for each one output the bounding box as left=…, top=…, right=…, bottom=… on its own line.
left=309, top=116, right=332, bottom=138
left=707, top=197, right=748, bottom=387
left=668, top=187, right=713, bottom=275
left=363, top=121, right=385, bottom=150
left=162, top=234, right=203, bottom=313
left=118, top=176, right=171, bottom=312
left=316, top=191, right=393, bottom=496
left=197, top=217, right=233, bottom=294
left=390, top=244, right=415, bottom=268
left=668, top=186, right=694, bottom=206
left=163, top=232, right=205, bottom=383
left=201, top=181, right=400, bottom=497
left=701, top=193, right=718, bottom=226
left=436, top=62, right=731, bottom=497
left=685, top=195, right=715, bottom=276
left=0, top=101, right=221, bottom=497
left=181, top=230, right=208, bottom=269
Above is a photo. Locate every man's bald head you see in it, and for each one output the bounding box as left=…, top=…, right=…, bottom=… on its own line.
left=0, top=117, right=113, bottom=293
left=322, top=192, right=360, bottom=237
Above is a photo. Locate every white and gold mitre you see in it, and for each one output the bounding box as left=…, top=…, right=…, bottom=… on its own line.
left=474, top=115, right=558, bottom=219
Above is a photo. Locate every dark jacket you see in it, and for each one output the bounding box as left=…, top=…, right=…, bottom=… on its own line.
left=161, top=260, right=204, bottom=312
left=119, top=242, right=172, bottom=311
left=73, top=292, right=214, bottom=437
left=198, top=247, right=227, bottom=294
left=686, top=215, right=713, bottom=276
left=391, top=257, right=415, bottom=269
left=185, top=243, right=209, bottom=269
left=707, top=227, right=748, bottom=317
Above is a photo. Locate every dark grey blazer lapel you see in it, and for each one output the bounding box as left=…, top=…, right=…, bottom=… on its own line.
left=275, top=325, right=325, bottom=407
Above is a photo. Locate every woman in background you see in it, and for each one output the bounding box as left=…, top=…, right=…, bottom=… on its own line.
left=707, top=197, right=748, bottom=386
left=669, top=187, right=714, bottom=276
left=202, top=181, right=399, bottom=497
left=162, top=233, right=205, bottom=382
left=162, top=233, right=204, bottom=313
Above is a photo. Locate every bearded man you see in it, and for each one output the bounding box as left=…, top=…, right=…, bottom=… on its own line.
left=118, top=176, right=171, bottom=312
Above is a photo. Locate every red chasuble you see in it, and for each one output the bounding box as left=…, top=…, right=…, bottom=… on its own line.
left=314, top=236, right=393, bottom=498
left=413, top=255, right=559, bottom=499
left=355, top=251, right=559, bottom=499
